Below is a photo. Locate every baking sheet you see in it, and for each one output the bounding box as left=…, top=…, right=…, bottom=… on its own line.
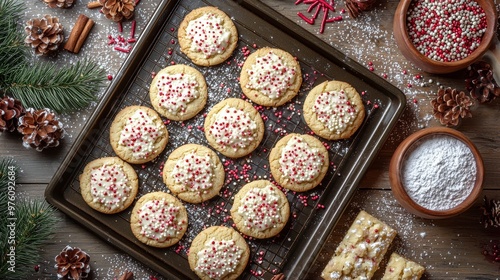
left=45, top=0, right=406, bottom=279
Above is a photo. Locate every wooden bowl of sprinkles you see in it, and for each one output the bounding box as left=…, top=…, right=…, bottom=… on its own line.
left=389, top=127, right=484, bottom=219
left=393, top=0, right=498, bottom=74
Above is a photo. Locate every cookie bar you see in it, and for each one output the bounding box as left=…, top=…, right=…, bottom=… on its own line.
left=321, top=210, right=397, bottom=280
left=381, top=253, right=425, bottom=280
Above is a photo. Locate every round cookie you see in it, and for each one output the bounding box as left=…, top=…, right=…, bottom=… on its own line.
left=149, top=64, right=208, bottom=121
left=240, top=47, right=302, bottom=107
left=230, top=180, right=290, bottom=239
left=130, top=192, right=188, bottom=248
left=303, top=80, right=365, bottom=140
left=110, top=106, right=168, bottom=164
left=204, top=98, right=264, bottom=158
left=163, top=144, right=224, bottom=203
left=178, top=6, right=238, bottom=66
left=188, top=226, right=250, bottom=280
left=79, top=157, right=139, bottom=214
left=269, top=133, right=329, bottom=192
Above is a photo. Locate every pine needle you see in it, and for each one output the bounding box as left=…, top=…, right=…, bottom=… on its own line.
left=4, top=59, right=105, bottom=113
left=0, top=158, right=59, bottom=279
left=0, top=0, right=27, bottom=77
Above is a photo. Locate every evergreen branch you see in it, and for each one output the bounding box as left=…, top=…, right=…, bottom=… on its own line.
left=3, top=59, right=106, bottom=113
left=0, top=0, right=27, bottom=78
left=0, top=158, right=59, bottom=279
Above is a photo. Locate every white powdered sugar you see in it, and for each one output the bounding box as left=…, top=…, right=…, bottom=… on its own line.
left=402, top=134, right=477, bottom=211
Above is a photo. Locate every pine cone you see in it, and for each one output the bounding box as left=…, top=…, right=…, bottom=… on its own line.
left=465, top=61, right=500, bottom=103
left=55, top=245, right=90, bottom=280
left=0, top=97, right=25, bottom=133
left=17, top=108, right=65, bottom=152
left=345, top=0, right=377, bottom=18
left=431, top=87, right=473, bottom=127
left=99, top=0, right=135, bottom=22
left=24, top=15, right=64, bottom=56
left=42, top=0, right=76, bottom=8
left=481, top=196, right=500, bottom=228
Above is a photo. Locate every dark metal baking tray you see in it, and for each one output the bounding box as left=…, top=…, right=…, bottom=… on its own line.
left=45, top=0, right=406, bottom=279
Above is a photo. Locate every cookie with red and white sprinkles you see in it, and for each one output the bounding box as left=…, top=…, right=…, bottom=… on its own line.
left=178, top=6, right=238, bottom=66
left=149, top=64, right=208, bottom=121
left=80, top=157, right=139, bottom=214
left=163, top=144, right=224, bottom=203
left=188, top=226, right=250, bottom=280
left=110, top=106, right=168, bottom=164
left=230, top=180, right=290, bottom=239
left=240, top=47, right=302, bottom=107
left=130, top=192, right=188, bottom=248
left=269, top=133, right=329, bottom=192
left=303, top=81, right=365, bottom=140
left=204, top=98, right=264, bottom=158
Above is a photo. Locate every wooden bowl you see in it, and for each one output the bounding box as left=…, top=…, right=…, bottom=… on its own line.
left=393, top=0, right=498, bottom=74
left=389, top=127, right=484, bottom=219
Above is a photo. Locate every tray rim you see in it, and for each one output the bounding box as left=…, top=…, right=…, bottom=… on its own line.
left=45, top=0, right=407, bottom=279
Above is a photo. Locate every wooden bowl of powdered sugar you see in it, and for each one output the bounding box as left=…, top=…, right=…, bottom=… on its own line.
left=389, top=127, right=484, bottom=219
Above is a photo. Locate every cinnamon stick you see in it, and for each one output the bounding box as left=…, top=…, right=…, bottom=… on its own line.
left=64, top=14, right=95, bottom=54
left=87, top=1, right=103, bottom=9
left=73, top=17, right=94, bottom=53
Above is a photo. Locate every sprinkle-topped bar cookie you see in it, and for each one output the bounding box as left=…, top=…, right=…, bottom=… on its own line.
left=321, top=210, right=397, bottom=280
left=381, top=253, right=425, bottom=280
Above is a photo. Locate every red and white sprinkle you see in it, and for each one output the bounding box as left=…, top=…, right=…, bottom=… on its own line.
left=119, top=110, right=164, bottom=160
left=237, top=185, right=284, bottom=231
left=90, top=163, right=130, bottom=210
left=195, top=238, right=243, bottom=279
left=156, top=72, right=200, bottom=115
left=406, top=0, right=487, bottom=62
left=279, top=135, right=324, bottom=183
left=186, top=13, right=231, bottom=58
left=245, top=50, right=297, bottom=99
left=172, top=151, right=214, bottom=193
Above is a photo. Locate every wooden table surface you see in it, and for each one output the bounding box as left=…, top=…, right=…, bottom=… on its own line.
left=2, top=0, right=500, bottom=279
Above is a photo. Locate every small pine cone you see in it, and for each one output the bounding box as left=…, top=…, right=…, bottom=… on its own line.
left=99, top=0, right=135, bottom=22
left=465, top=61, right=500, bottom=103
left=55, top=245, right=90, bottom=280
left=345, top=0, right=377, bottom=18
left=24, top=15, right=64, bottom=56
left=43, top=0, right=76, bottom=9
left=481, top=196, right=500, bottom=228
left=17, top=108, right=65, bottom=152
left=0, top=96, right=26, bottom=133
left=431, top=87, right=473, bottom=127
